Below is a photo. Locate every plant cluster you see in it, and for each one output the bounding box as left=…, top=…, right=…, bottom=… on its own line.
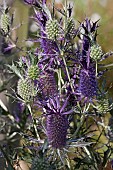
left=1, top=0, right=113, bottom=169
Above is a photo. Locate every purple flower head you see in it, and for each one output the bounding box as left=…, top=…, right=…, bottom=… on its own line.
left=44, top=96, right=73, bottom=149
left=79, top=64, right=97, bottom=98
left=39, top=38, right=60, bottom=70
left=80, top=18, right=99, bottom=59
left=38, top=71, right=57, bottom=99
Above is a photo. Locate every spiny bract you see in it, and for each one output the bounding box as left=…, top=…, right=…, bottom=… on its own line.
left=96, top=98, right=109, bottom=115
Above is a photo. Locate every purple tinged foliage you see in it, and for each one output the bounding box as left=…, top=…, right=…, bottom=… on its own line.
left=44, top=96, right=72, bottom=149
left=80, top=18, right=99, bottom=35
left=34, top=9, right=48, bottom=29
left=80, top=18, right=99, bottom=57
left=39, top=38, right=60, bottom=70
left=41, top=39, right=59, bottom=57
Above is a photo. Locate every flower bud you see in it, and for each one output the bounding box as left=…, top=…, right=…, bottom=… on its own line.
left=17, top=79, right=32, bottom=102
left=90, top=44, right=103, bottom=61
left=46, top=19, right=59, bottom=40
left=0, top=12, right=10, bottom=35
left=66, top=18, right=75, bottom=38
left=28, top=65, right=38, bottom=80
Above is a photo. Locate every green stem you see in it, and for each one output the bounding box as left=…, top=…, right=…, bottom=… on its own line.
left=62, top=55, right=75, bottom=93
left=27, top=104, right=41, bottom=140
left=73, top=114, right=85, bottom=137
left=96, top=61, right=98, bottom=77
left=57, top=68, right=62, bottom=95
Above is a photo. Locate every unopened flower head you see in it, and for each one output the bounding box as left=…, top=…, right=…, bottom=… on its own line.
left=27, top=65, right=39, bottom=80
left=65, top=18, right=76, bottom=38
left=90, top=43, right=103, bottom=61
left=17, top=79, right=33, bottom=102
left=0, top=10, right=11, bottom=35
left=46, top=19, right=59, bottom=40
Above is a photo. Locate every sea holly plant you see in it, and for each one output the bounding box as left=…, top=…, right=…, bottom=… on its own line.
left=1, top=0, right=113, bottom=169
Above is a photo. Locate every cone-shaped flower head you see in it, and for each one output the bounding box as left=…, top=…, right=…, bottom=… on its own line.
left=79, top=65, right=97, bottom=98
left=44, top=96, right=72, bottom=149
left=38, top=71, right=57, bottom=98
left=0, top=10, right=11, bottom=35
left=90, top=43, right=103, bottom=61
left=46, top=19, right=59, bottom=40
left=65, top=18, right=76, bottom=38
left=27, top=65, right=39, bottom=80
left=17, top=79, right=33, bottom=102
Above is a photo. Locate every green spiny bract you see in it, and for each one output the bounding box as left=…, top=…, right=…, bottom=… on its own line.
left=90, top=43, right=103, bottom=61
left=46, top=19, right=59, bottom=40
left=0, top=12, right=11, bottom=35
left=65, top=18, right=75, bottom=38
left=96, top=99, right=109, bottom=115
left=27, top=65, right=38, bottom=80
left=17, top=79, right=33, bottom=102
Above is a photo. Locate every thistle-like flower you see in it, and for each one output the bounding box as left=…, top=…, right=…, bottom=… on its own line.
left=44, top=96, right=73, bottom=149
left=65, top=18, right=76, bottom=39
left=38, top=71, right=57, bottom=98
left=0, top=9, right=11, bottom=35
left=39, top=38, right=60, bottom=70
left=90, top=43, right=103, bottom=61
left=27, top=65, right=39, bottom=80
left=79, top=65, right=97, bottom=98
left=46, top=19, right=59, bottom=40
left=17, top=78, right=33, bottom=102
